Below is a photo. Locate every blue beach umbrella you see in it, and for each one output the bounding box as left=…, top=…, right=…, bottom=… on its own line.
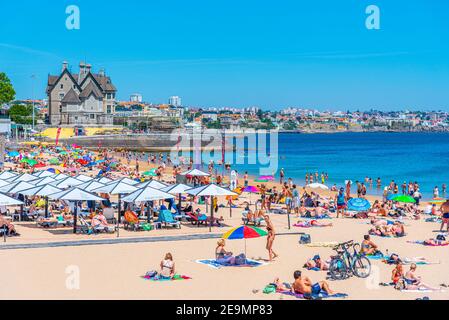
left=348, top=198, right=371, bottom=212
left=8, top=151, right=20, bottom=157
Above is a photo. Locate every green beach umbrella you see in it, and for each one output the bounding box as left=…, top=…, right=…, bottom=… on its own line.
left=49, top=158, right=60, bottom=165
left=143, top=168, right=158, bottom=177
left=391, top=195, right=416, bottom=204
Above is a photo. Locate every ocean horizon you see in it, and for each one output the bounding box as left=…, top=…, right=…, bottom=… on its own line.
left=217, top=132, right=449, bottom=200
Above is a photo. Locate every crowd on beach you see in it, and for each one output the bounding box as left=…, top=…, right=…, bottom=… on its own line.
left=1, top=144, right=449, bottom=299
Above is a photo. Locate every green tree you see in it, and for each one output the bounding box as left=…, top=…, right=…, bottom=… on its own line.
left=8, top=104, right=34, bottom=124
left=0, top=72, right=15, bottom=104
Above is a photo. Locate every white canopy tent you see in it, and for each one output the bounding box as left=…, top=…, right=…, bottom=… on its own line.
left=77, top=180, right=106, bottom=192
left=19, top=184, right=63, bottom=218
left=122, top=187, right=174, bottom=222
left=34, top=170, right=55, bottom=178
left=180, top=169, right=210, bottom=177
left=0, top=171, right=18, bottom=180
left=49, top=187, right=105, bottom=234
left=136, top=180, right=168, bottom=190
left=75, top=174, right=94, bottom=182
left=51, top=177, right=84, bottom=189
left=186, top=184, right=237, bottom=232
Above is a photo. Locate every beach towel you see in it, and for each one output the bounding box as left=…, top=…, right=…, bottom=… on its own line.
left=196, top=259, right=267, bottom=269
left=401, top=289, right=446, bottom=293
left=293, top=223, right=331, bottom=228
left=279, top=290, right=348, bottom=300
left=366, top=254, right=439, bottom=265
left=305, top=242, right=338, bottom=248
left=407, top=240, right=449, bottom=247
left=142, top=274, right=191, bottom=282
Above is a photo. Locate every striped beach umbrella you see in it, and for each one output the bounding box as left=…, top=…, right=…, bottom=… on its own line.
left=223, top=225, right=268, bottom=257
left=223, top=226, right=268, bottom=240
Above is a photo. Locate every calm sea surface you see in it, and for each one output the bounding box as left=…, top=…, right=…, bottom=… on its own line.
left=222, top=132, right=449, bottom=199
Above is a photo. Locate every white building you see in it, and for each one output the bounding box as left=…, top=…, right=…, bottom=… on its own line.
left=169, top=96, right=182, bottom=107
left=130, top=93, right=143, bottom=103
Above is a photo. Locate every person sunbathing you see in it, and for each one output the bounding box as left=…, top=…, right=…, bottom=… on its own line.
left=424, top=234, right=449, bottom=246
left=215, top=239, right=236, bottom=265
left=159, top=253, right=176, bottom=279
left=404, top=263, right=441, bottom=291
left=0, top=215, right=19, bottom=236
left=295, top=220, right=333, bottom=228
left=361, top=235, right=379, bottom=255
left=304, top=255, right=330, bottom=270
left=92, top=212, right=114, bottom=232
left=291, top=270, right=335, bottom=296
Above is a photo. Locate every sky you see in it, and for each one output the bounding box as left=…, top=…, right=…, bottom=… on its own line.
left=0, top=0, right=448, bottom=111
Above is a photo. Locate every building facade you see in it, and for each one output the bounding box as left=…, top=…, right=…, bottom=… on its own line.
left=46, top=62, right=117, bottom=126
left=168, top=96, right=182, bottom=107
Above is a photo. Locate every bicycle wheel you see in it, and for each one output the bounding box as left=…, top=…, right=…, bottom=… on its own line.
left=329, top=257, right=348, bottom=280
left=352, top=256, right=371, bottom=278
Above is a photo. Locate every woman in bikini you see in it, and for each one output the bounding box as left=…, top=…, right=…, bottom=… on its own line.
left=215, top=239, right=236, bottom=265
left=160, top=253, right=176, bottom=279
left=264, top=215, right=278, bottom=261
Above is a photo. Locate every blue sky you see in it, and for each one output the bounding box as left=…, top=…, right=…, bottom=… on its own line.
left=0, top=0, right=448, bottom=110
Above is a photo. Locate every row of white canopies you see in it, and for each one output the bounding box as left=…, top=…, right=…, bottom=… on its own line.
left=0, top=168, right=236, bottom=234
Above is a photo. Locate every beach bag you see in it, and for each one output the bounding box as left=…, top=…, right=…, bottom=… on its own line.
left=263, top=285, right=276, bottom=294
left=235, top=254, right=247, bottom=265
left=145, top=270, right=158, bottom=278
left=299, top=234, right=311, bottom=244
left=142, top=223, right=153, bottom=231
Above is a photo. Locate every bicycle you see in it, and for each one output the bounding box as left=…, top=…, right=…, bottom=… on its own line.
left=329, top=240, right=371, bottom=280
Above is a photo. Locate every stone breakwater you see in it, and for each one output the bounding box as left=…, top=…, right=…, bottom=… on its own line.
left=59, top=133, right=235, bottom=152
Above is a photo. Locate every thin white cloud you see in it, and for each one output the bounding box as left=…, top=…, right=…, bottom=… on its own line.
left=0, top=43, right=61, bottom=59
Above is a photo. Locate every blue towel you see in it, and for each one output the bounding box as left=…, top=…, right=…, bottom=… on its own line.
left=197, top=259, right=265, bottom=269
left=281, top=290, right=348, bottom=300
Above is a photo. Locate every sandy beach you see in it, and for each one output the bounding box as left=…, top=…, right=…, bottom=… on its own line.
left=1, top=148, right=448, bottom=301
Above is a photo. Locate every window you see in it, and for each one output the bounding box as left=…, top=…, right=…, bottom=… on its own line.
left=59, top=93, right=64, bottom=100
left=107, top=105, right=112, bottom=114
left=90, top=114, right=95, bottom=119
left=60, top=84, right=64, bottom=89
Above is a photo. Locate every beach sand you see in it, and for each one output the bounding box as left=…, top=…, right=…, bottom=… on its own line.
left=1, top=151, right=448, bottom=300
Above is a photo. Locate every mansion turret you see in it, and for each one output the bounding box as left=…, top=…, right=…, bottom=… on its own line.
left=46, top=61, right=116, bottom=126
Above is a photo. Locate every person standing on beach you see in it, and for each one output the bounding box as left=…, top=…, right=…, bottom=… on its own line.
left=335, top=188, right=347, bottom=218
left=264, top=215, right=278, bottom=261
left=345, top=180, right=351, bottom=200
left=244, top=172, right=249, bottom=187
left=356, top=181, right=362, bottom=198
left=280, top=168, right=285, bottom=184
left=433, top=186, right=439, bottom=199
left=440, top=200, right=449, bottom=232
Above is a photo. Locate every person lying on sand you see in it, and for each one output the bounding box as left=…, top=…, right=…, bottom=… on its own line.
left=291, top=270, right=335, bottom=296
left=424, top=234, right=449, bottom=246
left=295, top=220, right=333, bottom=228
left=304, top=255, right=330, bottom=271
left=369, top=222, right=405, bottom=237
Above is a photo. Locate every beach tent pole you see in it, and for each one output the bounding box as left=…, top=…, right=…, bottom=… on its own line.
left=44, top=196, right=49, bottom=218
left=287, top=210, right=291, bottom=230
left=147, top=201, right=151, bottom=223
left=116, top=194, right=121, bottom=238
left=178, top=193, right=182, bottom=212
left=72, top=201, right=78, bottom=234
left=3, top=225, right=6, bottom=242
left=209, top=196, right=213, bottom=233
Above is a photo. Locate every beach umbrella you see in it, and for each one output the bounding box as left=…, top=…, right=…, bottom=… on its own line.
left=161, top=183, right=192, bottom=209
left=35, top=170, right=55, bottom=178
left=142, top=168, right=157, bottom=177
left=258, top=175, right=275, bottom=181
left=49, top=187, right=105, bottom=234
left=77, top=180, right=106, bottom=192
left=0, top=181, right=35, bottom=194
left=46, top=168, right=61, bottom=175
left=114, top=177, right=140, bottom=186
left=33, top=163, right=46, bottom=169
left=96, top=177, right=113, bottom=184
left=0, top=171, right=17, bottom=180
left=307, top=183, right=329, bottom=190
left=136, top=180, right=168, bottom=190
left=122, top=186, right=175, bottom=222
left=31, top=177, right=57, bottom=186
left=347, top=198, right=371, bottom=212
left=9, top=173, right=39, bottom=183
left=51, top=177, right=84, bottom=189
left=53, top=173, right=70, bottom=181
left=19, top=184, right=63, bottom=218
left=180, top=169, right=210, bottom=177
left=242, top=186, right=260, bottom=207
left=7, top=151, right=20, bottom=157
left=223, top=225, right=268, bottom=256
left=0, top=192, right=23, bottom=206
left=187, top=184, right=238, bottom=232
left=391, top=194, right=416, bottom=204
left=49, top=158, right=60, bottom=165
left=75, top=174, right=93, bottom=182
left=92, top=181, right=139, bottom=236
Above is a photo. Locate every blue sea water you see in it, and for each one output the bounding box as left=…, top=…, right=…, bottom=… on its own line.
left=225, top=132, right=449, bottom=199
